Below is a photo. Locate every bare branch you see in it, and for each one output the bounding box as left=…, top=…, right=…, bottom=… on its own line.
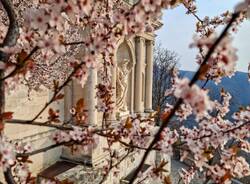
left=28, top=61, right=86, bottom=123
left=5, top=119, right=73, bottom=130
left=3, top=168, right=15, bottom=184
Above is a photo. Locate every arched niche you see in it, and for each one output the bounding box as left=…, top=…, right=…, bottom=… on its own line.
left=115, top=39, right=136, bottom=115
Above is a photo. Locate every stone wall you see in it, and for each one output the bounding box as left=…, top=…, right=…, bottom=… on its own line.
left=2, top=85, right=62, bottom=181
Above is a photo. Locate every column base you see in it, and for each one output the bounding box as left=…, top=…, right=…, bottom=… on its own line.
left=107, top=112, right=117, bottom=122
left=144, top=109, right=154, bottom=113
left=116, top=111, right=130, bottom=120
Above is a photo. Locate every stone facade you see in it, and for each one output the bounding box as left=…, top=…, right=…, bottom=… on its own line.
left=2, top=2, right=170, bottom=183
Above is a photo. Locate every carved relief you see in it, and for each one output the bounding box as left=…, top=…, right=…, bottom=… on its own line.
left=116, top=59, right=133, bottom=112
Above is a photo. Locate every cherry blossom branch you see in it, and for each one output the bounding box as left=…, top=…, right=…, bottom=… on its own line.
left=63, top=41, right=85, bottom=46
left=189, top=13, right=239, bottom=86
left=0, top=46, right=39, bottom=81
left=16, top=142, right=67, bottom=157
left=98, top=148, right=133, bottom=184
left=118, top=140, right=149, bottom=151
left=201, top=77, right=210, bottom=88
left=0, top=41, right=87, bottom=82
left=182, top=3, right=203, bottom=23
left=192, top=120, right=250, bottom=141
left=3, top=168, right=16, bottom=184
left=127, top=12, right=240, bottom=184
left=27, top=61, right=86, bottom=123
left=174, top=121, right=250, bottom=154
left=5, top=119, right=73, bottom=130
left=6, top=120, right=116, bottom=139
left=135, top=175, right=149, bottom=184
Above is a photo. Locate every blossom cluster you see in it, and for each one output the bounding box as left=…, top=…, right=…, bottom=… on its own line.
left=52, top=126, right=99, bottom=153
left=0, top=137, right=16, bottom=171
left=14, top=141, right=32, bottom=154
left=191, top=34, right=238, bottom=84
left=96, top=83, right=114, bottom=113
left=179, top=167, right=196, bottom=184
left=40, top=179, right=56, bottom=184
left=183, top=0, right=197, bottom=14
left=178, top=106, right=250, bottom=182
left=116, top=115, right=155, bottom=148
left=142, top=160, right=171, bottom=184
left=235, top=0, right=250, bottom=18
left=103, top=114, right=156, bottom=149
left=0, top=138, right=34, bottom=183
left=195, top=12, right=232, bottom=36
left=156, top=127, right=179, bottom=155
left=174, top=78, right=213, bottom=118
left=13, top=162, right=30, bottom=184
left=214, top=89, right=232, bottom=118
left=207, top=153, right=250, bottom=183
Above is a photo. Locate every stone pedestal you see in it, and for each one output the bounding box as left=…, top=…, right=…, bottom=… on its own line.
left=116, top=110, right=130, bottom=120
left=62, top=67, right=97, bottom=163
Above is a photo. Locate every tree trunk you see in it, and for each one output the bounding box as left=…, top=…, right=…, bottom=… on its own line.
left=0, top=71, right=4, bottom=114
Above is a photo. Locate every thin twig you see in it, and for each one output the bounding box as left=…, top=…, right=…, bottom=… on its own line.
left=17, top=142, right=67, bottom=157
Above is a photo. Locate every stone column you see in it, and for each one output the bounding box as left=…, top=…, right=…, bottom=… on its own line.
left=145, top=40, right=154, bottom=112
left=88, top=67, right=98, bottom=125
left=134, top=37, right=144, bottom=113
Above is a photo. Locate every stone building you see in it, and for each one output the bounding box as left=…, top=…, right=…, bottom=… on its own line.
left=2, top=1, right=170, bottom=183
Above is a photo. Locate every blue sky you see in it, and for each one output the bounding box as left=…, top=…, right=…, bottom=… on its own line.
left=156, top=0, right=250, bottom=72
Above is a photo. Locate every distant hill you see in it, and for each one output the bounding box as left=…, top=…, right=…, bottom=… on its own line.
left=180, top=70, right=250, bottom=115
left=177, top=71, right=250, bottom=127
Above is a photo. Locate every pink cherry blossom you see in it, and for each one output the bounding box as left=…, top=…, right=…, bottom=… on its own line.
left=235, top=0, right=250, bottom=18
left=156, top=128, right=179, bottom=155
left=179, top=167, right=196, bottom=184
left=174, top=78, right=213, bottom=117
left=13, top=163, right=30, bottom=184
left=0, top=137, right=16, bottom=171
left=191, top=34, right=238, bottom=83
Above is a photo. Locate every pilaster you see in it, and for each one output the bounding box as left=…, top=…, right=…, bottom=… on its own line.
left=88, top=67, right=98, bottom=125
left=64, top=81, right=73, bottom=122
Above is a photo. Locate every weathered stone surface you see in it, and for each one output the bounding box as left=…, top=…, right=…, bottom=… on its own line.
left=3, top=32, right=168, bottom=184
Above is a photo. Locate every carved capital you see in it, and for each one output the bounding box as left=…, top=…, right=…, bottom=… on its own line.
left=146, top=40, right=155, bottom=46
left=135, top=37, right=145, bottom=44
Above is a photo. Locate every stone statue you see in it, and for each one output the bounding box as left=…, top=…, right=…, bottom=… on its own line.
left=116, top=59, right=133, bottom=112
